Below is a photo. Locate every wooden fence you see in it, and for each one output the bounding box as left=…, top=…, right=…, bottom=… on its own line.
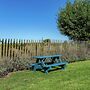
left=0, top=39, right=90, bottom=62
left=0, top=39, right=62, bottom=59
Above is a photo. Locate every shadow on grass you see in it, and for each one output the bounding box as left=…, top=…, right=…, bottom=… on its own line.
left=36, top=67, right=64, bottom=74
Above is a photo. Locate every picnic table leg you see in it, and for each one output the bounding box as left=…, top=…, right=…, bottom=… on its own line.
left=46, top=67, right=51, bottom=74
left=43, top=68, right=48, bottom=74
left=43, top=67, right=51, bottom=74
left=45, top=70, right=48, bottom=74
left=61, top=64, right=66, bottom=70
left=33, top=66, right=36, bottom=72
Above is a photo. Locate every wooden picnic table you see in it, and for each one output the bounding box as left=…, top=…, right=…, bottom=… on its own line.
left=31, top=55, right=67, bottom=74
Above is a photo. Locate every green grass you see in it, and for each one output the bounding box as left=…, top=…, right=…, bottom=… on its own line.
left=0, top=60, right=90, bottom=90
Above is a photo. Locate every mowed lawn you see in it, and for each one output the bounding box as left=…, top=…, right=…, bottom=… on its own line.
left=0, top=60, right=90, bottom=90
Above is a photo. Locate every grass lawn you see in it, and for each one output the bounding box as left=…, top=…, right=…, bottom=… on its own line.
left=0, top=60, right=90, bottom=90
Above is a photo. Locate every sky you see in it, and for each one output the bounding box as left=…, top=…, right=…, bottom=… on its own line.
left=0, top=0, right=74, bottom=41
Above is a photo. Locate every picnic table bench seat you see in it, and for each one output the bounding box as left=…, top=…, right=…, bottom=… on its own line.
left=44, top=62, right=66, bottom=68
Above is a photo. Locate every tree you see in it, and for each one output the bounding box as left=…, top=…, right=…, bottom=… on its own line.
left=57, top=0, right=90, bottom=41
left=43, top=39, right=51, bottom=43
left=42, top=39, right=51, bottom=46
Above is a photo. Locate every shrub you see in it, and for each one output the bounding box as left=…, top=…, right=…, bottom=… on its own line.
left=0, top=53, right=32, bottom=78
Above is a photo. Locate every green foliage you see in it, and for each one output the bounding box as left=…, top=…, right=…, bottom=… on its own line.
left=43, top=39, right=51, bottom=43
left=42, top=39, right=51, bottom=46
left=57, top=0, right=90, bottom=41
left=0, top=54, right=31, bottom=78
left=0, top=61, right=90, bottom=90
left=61, top=41, right=90, bottom=62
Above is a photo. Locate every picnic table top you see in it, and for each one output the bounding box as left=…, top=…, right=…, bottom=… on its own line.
left=33, top=54, right=62, bottom=59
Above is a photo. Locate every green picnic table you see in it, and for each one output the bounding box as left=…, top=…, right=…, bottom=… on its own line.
left=31, top=55, right=67, bottom=74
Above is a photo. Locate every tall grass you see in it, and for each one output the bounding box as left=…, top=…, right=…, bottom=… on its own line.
left=0, top=60, right=90, bottom=90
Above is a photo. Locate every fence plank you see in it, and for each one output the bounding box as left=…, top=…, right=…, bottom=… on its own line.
left=10, top=39, right=12, bottom=59
left=4, top=39, right=7, bottom=57
left=0, top=39, right=1, bottom=58
left=1, top=39, right=4, bottom=58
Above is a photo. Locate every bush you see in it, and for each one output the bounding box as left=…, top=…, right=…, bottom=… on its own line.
left=0, top=65, right=8, bottom=78
left=0, top=53, right=32, bottom=78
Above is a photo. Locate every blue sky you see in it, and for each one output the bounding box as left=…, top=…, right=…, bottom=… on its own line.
left=0, top=0, right=74, bottom=41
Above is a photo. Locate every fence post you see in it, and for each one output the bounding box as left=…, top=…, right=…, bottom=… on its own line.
left=7, top=39, right=10, bottom=57
left=41, top=40, right=43, bottom=55
left=28, top=40, right=31, bottom=57
left=21, top=40, right=23, bottom=55
left=2, top=39, right=4, bottom=58
left=26, top=40, right=28, bottom=54
left=12, top=39, right=15, bottom=59
left=4, top=39, right=7, bottom=57
left=10, top=39, right=12, bottom=59
left=23, top=39, right=26, bottom=54
left=0, top=39, right=1, bottom=58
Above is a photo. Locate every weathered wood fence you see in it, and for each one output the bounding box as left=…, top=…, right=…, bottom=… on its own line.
left=0, top=39, right=90, bottom=62
left=0, top=39, right=62, bottom=59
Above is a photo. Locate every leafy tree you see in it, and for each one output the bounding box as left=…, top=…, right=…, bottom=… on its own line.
left=42, top=39, right=51, bottom=46
left=43, top=39, right=51, bottom=43
left=57, top=0, right=90, bottom=41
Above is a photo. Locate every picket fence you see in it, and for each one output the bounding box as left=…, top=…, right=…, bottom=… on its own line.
left=0, top=39, right=90, bottom=62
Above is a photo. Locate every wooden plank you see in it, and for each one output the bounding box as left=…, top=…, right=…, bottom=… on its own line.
left=21, top=40, right=23, bottom=55
left=4, top=39, right=7, bottom=57
left=0, top=39, right=1, bottom=58
left=10, top=39, right=12, bottom=59
left=23, top=39, right=26, bottom=54
left=1, top=39, right=4, bottom=58
left=7, top=39, right=10, bottom=57
left=12, top=39, right=15, bottom=59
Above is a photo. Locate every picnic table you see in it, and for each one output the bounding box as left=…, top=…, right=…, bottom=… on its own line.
left=31, top=55, right=67, bottom=74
